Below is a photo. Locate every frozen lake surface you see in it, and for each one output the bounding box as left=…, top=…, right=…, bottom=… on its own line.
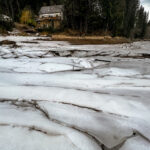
left=0, top=36, right=150, bottom=150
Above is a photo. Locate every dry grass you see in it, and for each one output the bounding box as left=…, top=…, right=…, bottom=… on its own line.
left=52, top=35, right=130, bottom=45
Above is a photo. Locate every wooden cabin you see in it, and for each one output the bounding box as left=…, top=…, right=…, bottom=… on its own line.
left=37, top=5, right=64, bottom=30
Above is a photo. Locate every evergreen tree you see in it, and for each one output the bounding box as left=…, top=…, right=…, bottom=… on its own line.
left=123, top=0, right=140, bottom=37
left=135, top=6, right=149, bottom=38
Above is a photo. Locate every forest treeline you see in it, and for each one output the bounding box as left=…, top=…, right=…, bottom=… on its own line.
left=0, top=0, right=149, bottom=38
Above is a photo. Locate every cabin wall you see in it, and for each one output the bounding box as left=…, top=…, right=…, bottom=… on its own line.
left=54, top=20, right=61, bottom=29
left=37, top=19, right=61, bottom=30
left=37, top=10, right=63, bottom=30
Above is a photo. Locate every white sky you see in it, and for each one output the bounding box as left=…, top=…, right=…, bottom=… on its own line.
left=141, top=0, right=150, bottom=20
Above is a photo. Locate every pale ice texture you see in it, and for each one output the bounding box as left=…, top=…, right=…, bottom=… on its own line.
left=0, top=36, right=150, bottom=150
left=120, top=136, right=150, bottom=150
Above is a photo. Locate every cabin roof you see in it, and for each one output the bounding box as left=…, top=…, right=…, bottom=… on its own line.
left=39, top=5, right=64, bottom=15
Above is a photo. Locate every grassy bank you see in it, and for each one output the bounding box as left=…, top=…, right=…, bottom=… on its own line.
left=52, top=35, right=130, bottom=45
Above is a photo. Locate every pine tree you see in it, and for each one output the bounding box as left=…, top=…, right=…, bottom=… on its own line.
left=135, top=6, right=149, bottom=38
left=123, top=0, right=140, bottom=37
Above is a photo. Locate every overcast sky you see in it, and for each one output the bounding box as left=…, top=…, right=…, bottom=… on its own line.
left=141, top=0, right=150, bottom=19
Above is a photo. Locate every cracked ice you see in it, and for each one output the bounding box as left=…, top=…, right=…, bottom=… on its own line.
left=0, top=36, right=150, bottom=150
